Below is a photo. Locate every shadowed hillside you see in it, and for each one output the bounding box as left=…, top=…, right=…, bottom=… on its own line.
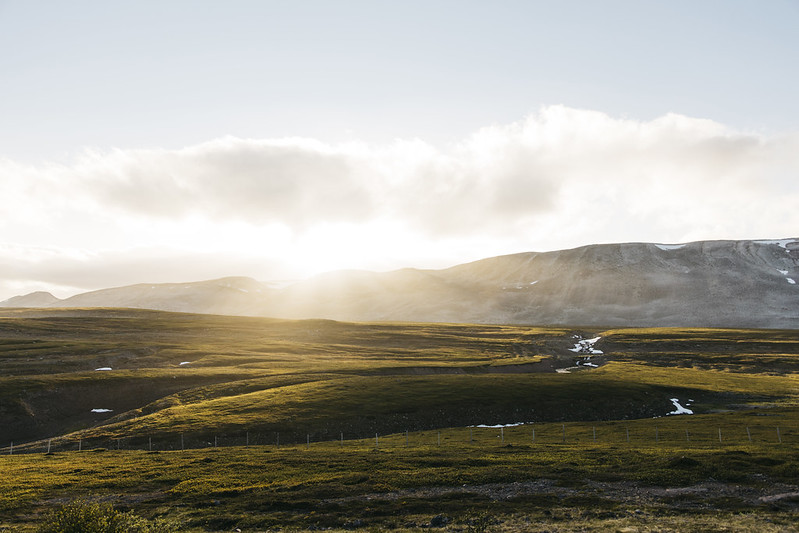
left=2, top=308, right=799, bottom=449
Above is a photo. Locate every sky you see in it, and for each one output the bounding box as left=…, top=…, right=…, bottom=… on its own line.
left=1, top=0, right=798, bottom=300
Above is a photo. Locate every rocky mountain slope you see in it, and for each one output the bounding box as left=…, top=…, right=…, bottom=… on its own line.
left=3, top=239, right=798, bottom=327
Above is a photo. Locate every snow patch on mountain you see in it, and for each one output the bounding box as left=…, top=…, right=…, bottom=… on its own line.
left=756, top=239, right=797, bottom=250
left=502, top=280, right=538, bottom=290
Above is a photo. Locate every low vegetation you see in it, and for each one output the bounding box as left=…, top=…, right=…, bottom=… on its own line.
left=36, top=500, right=176, bottom=533
left=1, top=308, right=798, bottom=531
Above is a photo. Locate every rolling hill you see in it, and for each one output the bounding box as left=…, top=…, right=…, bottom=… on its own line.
left=2, top=309, right=799, bottom=531
left=3, top=238, right=798, bottom=328
left=2, top=307, right=799, bottom=448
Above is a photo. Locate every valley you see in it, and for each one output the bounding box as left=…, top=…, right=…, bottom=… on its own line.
left=1, top=308, right=799, bottom=530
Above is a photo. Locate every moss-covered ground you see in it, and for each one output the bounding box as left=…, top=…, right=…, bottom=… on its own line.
left=1, top=308, right=798, bottom=531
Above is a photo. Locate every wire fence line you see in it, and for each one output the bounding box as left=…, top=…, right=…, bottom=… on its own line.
left=3, top=423, right=796, bottom=455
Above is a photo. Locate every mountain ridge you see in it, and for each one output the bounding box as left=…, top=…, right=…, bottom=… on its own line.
left=3, top=238, right=798, bottom=328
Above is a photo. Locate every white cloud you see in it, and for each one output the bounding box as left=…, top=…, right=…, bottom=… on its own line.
left=1, top=105, right=798, bottom=299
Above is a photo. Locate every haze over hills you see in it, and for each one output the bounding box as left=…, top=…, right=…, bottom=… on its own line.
left=3, top=238, right=798, bottom=328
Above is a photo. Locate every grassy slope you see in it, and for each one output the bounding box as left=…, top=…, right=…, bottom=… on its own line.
left=0, top=309, right=577, bottom=444
left=43, top=362, right=795, bottom=450
left=3, top=429, right=799, bottom=531
left=1, top=309, right=799, bottom=531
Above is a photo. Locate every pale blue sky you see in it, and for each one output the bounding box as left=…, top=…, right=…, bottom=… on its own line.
left=2, top=0, right=797, bottom=161
left=1, top=1, right=798, bottom=299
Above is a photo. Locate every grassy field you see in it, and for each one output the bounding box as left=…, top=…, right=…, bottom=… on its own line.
left=1, top=308, right=799, bottom=531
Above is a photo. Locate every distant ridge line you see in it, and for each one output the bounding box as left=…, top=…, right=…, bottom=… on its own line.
left=3, top=238, right=798, bottom=328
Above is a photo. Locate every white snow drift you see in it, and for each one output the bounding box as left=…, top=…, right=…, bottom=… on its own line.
left=471, top=422, right=527, bottom=428
left=666, top=398, right=693, bottom=416
left=569, top=336, right=603, bottom=355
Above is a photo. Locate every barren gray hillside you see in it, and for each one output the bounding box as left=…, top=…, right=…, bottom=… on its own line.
left=3, top=238, right=798, bottom=327
left=5, top=277, right=274, bottom=316
left=0, top=291, right=61, bottom=307
left=435, top=239, right=799, bottom=327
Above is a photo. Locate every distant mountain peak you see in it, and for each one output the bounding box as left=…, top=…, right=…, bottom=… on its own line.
left=1, top=291, right=61, bottom=308
left=1, top=238, right=797, bottom=328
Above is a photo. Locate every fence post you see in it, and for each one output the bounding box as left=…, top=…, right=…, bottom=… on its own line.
left=685, top=428, right=690, bottom=442
left=655, top=427, right=659, bottom=443
left=149, top=437, right=152, bottom=452
left=501, top=427, right=504, bottom=444
left=375, top=433, right=379, bottom=450
left=276, top=433, right=280, bottom=448
left=626, top=427, right=630, bottom=443
left=9, top=442, right=12, bottom=455
left=777, top=427, right=782, bottom=444
left=47, top=439, right=52, bottom=453
left=562, top=424, right=566, bottom=443
left=532, top=427, right=535, bottom=443
left=718, top=428, right=722, bottom=444
left=746, top=427, right=752, bottom=443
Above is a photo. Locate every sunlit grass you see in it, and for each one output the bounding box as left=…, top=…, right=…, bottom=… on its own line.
left=3, top=421, right=799, bottom=530
left=2, top=309, right=799, bottom=530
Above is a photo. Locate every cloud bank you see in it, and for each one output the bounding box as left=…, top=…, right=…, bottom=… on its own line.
left=2, top=106, right=798, bottom=299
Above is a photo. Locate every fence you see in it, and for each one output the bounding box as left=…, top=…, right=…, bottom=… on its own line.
left=3, top=422, right=797, bottom=455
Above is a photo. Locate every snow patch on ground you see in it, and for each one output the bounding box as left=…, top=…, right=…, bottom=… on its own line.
left=470, top=422, right=527, bottom=428
left=179, top=361, right=192, bottom=366
left=655, top=243, right=687, bottom=251
left=95, top=367, right=112, bottom=371
left=582, top=362, right=599, bottom=368
left=91, top=408, right=113, bottom=413
left=778, top=269, right=789, bottom=275
left=788, top=278, right=796, bottom=285
left=569, top=336, right=603, bottom=354
left=667, top=398, right=693, bottom=416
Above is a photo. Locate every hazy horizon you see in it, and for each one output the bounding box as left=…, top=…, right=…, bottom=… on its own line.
left=2, top=1, right=798, bottom=301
